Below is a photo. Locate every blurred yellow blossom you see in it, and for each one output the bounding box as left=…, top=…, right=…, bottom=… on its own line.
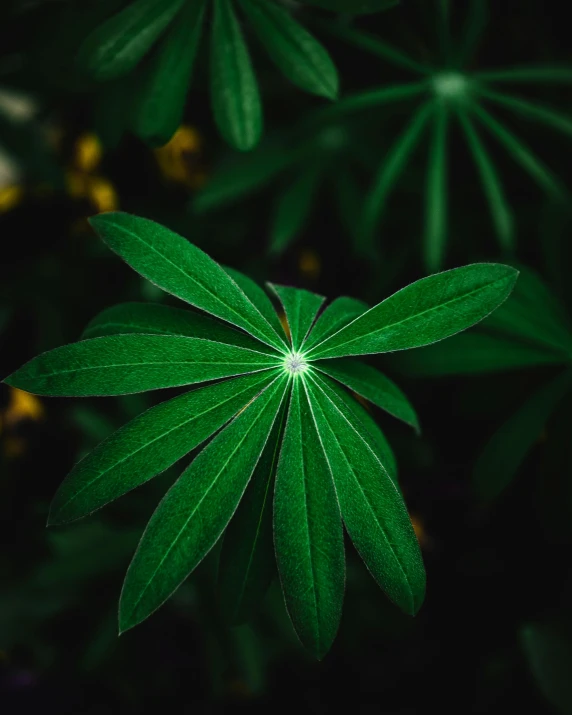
left=298, top=249, right=321, bottom=281
left=154, top=125, right=206, bottom=189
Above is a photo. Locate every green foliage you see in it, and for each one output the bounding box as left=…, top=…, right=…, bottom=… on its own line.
left=3, top=212, right=516, bottom=658
left=50, top=0, right=390, bottom=150
left=315, top=0, right=572, bottom=269
left=397, top=266, right=572, bottom=501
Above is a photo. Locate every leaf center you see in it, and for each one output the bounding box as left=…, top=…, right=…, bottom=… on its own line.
left=283, top=351, right=309, bottom=375
left=432, top=71, right=469, bottom=100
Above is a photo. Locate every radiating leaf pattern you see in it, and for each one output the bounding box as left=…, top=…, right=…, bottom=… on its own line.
left=4, top=212, right=517, bottom=657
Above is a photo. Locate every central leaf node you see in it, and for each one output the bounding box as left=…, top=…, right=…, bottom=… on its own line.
left=284, top=351, right=309, bottom=376
left=432, top=71, right=468, bottom=99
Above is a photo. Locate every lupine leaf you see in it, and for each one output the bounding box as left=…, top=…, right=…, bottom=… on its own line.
left=217, top=400, right=288, bottom=624
left=307, top=263, right=519, bottom=359
left=269, top=166, right=323, bottom=256
left=474, top=66, right=572, bottom=84
left=132, top=0, right=206, bottom=147
left=454, top=0, right=488, bottom=69
left=394, top=331, right=567, bottom=376
left=473, top=370, right=572, bottom=501
left=456, top=107, right=515, bottom=252
left=223, top=266, right=287, bottom=341
left=361, top=102, right=433, bottom=256
left=323, top=374, right=398, bottom=483
left=49, top=371, right=278, bottom=525
left=315, top=358, right=420, bottom=432
left=88, top=212, right=285, bottom=350
left=211, top=0, right=263, bottom=151
left=484, top=267, right=572, bottom=355
left=192, top=137, right=304, bottom=212
left=312, top=81, right=430, bottom=127
left=305, top=372, right=424, bottom=615
left=82, top=302, right=276, bottom=353
left=3, top=335, right=277, bottom=397
left=267, top=284, right=325, bottom=351
left=301, top=0, right=399, bottom=14
left=77, top=0, right=185, bottom=81
left=119, top=374, right=289, bottom=632
left=317, top=18, right=428, bottom=75
left=478, top=88, right=572, bottom=139
left=303, top=296, right=368, bottom=351
left=274, top=378, right=345, bottom=659
left=470, top=103, right=567, bottom=200
left=424, top=102, right=449, bottom=272
left=240, top=0, right=338, bottom=100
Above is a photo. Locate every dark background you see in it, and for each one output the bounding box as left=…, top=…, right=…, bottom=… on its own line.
left=2, top=1, right=572, bottom=713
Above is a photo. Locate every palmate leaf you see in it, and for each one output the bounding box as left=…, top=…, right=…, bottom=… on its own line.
left=274, top=378, right=345, bottom=659
left=119, top=373, right=289, bottom=632
left=307, top=263, right=518, bottom=359
left=49, top=370, right=278, bottom=525
left=4, top=211, right=519, bottom=658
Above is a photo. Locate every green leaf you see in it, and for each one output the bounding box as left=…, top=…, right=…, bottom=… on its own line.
left=423, top=102, right=449, bottom=272
left=192, top=137, right=302, bottom=213
left=470, top=103, right=567, bottom=200
left=217, top=400, right=288, bottom=624
left=132, top=0, right=206, bottom=147
left=303, top=296, right=368, bottom=351
left=305, top=372, right=424, bottom=615
left=274, top=378, right=345, bottom=659
left=223, top=266, right=287, bottom=341
left=454, top=0, right=488, bottom=69
left=394, top=331, right=567, bottom=376
left=88, top=212, right=285, bottom=351
left=77, top=0, right=185, bottom=81
left=474, top=66, right=572, bottom=84
left=49, top=370, right=277, bottom=525
left=82, top=302, right=276, bottom=353
left=361, top=102, right=433, bottom=257
left=473, top=370, right=572, bottom=501
left=267, top=284, right=325, bottom=351
left=269, top=165, right=323, bottom=256
left=304, top=1, right=400, bottom=19
left=119, top=373, right=289, bottom=632
left=322, top=374, right=398, bottom=483
left=240, top=0, right=338, bottom=100
left=521, top=622, right=572, bottom=715
left=478, top=87, right=572, bottom=140
left=311, top=81, right=430, bottom=125
left=315, top=359, right=420, bottom=432
left=211, top=0, right=263, bottom=151
left=484, top=266, right=572, bottom=356
left=317, top=19, right=428, bottom=74
left=307, top=263, right=519, bottom=359
left=3, top=335, right=278, bottom=397
left=456, top=107, right=515, bottom=253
